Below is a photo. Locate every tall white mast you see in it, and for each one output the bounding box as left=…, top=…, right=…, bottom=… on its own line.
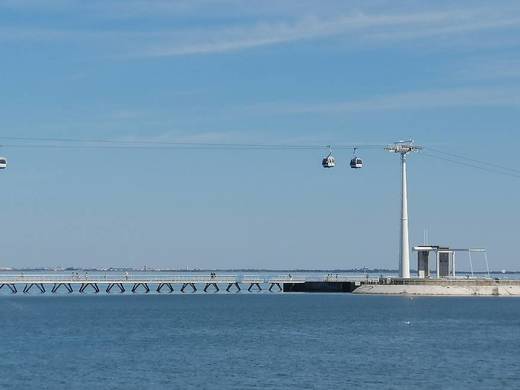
left=385, top=141, right=422, bottom=278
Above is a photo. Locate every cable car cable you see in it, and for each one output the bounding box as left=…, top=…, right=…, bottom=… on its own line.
left=2, top=136, right=519, bottom=180
left=425, top=146, right=520, bottom=175
left=423, top=150, right=520, bottom=177
left=421, top=152, right=520, bottom=179
left=0, top=136, right=386, bottom=150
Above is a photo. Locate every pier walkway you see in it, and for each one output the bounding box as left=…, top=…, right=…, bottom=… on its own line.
left=0, top=274, right=306, bottom=295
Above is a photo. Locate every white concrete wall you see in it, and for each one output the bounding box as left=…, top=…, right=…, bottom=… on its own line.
left=353, top=284, right=520, bottom=296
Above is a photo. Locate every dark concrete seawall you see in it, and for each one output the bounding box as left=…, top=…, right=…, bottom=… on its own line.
left=284, top=281, right=360, bottom=293
left=283, top=278, right=520, bottom=295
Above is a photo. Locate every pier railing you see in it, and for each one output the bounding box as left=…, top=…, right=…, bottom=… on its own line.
left=0, top=274, right=306, bottom=283
left=323, top=275, right=380, bottom=284
left=0, top=273, right=308, bottom=296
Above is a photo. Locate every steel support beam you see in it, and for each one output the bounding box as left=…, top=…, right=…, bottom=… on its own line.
left=79, top=283, right=100, bottom=293
left=23, top=283, right=45, bottom=294
left=106, top=283, right=125, bottom=293
left=52, top=283, right=73, bottom=294
left=248, top=283, right=262, bottom=292
left=204, top=283, right=219, bottom=292
left=157, top=283, right=174, bottom=293
left=226, top=282, right=241, bottom=292
left=0, top=283, right=17, bottom=294
left=131, top=283, right=150, bottom=293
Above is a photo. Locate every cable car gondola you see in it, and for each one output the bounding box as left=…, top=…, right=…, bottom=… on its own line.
left=322, top=146, right=336, bottom=168
left=0, top=157, right=7, bottom=170
left=350, top=148, right=363, bottom=169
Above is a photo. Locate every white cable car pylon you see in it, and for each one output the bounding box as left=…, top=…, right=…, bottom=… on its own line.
left=385, top=140, right=422, bottom=278
left=322, top=145, right=336, bottom=168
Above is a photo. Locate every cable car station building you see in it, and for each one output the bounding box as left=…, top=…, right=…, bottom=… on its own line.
left=413, top=246, right=457, bottom=278
left=412, top=245, right=489, bottom=279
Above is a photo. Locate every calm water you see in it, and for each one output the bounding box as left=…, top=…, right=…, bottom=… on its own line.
left=1, top=294, right=519, bottom=389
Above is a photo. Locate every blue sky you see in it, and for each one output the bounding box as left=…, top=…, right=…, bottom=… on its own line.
left=0, top=0, right=520, bottom=270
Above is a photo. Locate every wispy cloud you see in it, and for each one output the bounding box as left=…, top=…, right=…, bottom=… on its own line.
left=455, top=57, right=520, bottom=81
left=2, top=4, right=520, bottom=57
left=241, top=86, right=520, bottom=115
left=141, top=9, right=520, bottom=57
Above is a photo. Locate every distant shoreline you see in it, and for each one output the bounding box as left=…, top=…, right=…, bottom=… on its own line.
left=1, top=268, right=519, bottom=274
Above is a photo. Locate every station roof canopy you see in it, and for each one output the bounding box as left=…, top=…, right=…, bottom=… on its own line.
left=413, top=246, right=449, bottom=251
left=413, top=246, right=486, bottom=252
